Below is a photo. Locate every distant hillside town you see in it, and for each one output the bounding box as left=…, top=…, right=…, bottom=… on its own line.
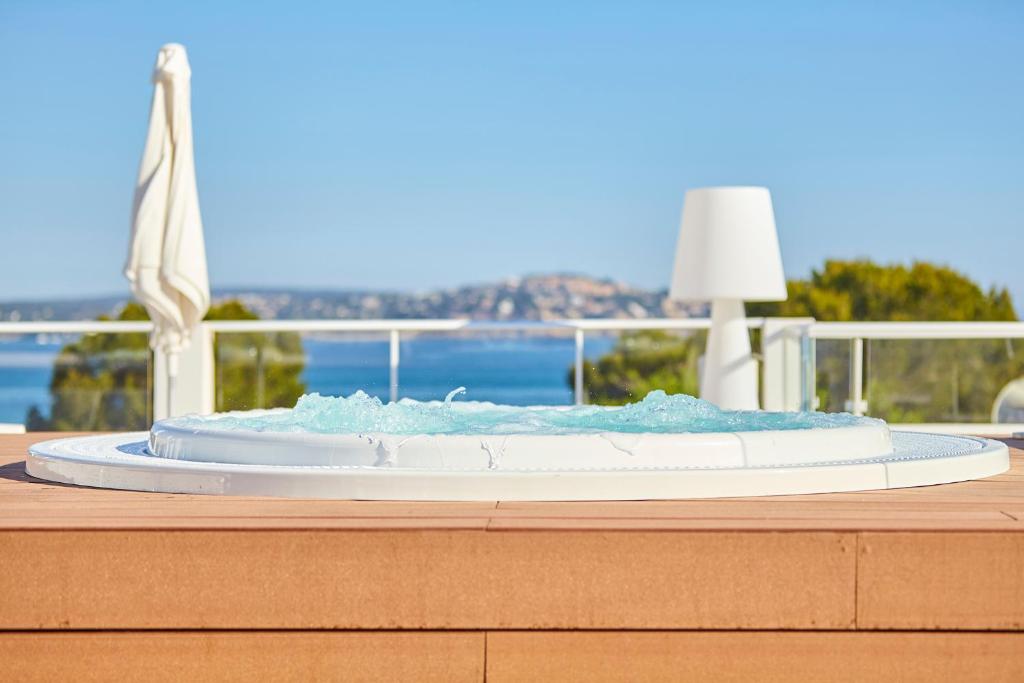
left=0, top=274, right=704, bottom=322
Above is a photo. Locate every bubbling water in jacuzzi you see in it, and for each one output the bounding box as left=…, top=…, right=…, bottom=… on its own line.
left=170, top=388, right=880, bottom=436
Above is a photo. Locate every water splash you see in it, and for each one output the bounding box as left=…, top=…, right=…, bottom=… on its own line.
left=480, top=436, right=510, bottom=470
left=372, top=438, right=396, bottom=467
left=601, top=432, right=644, bottom=456
left=174, top=389, right=879, bottom=436
left=369, top=435, right=417, bottom=466
left=444, top=386, right=467, bottom=406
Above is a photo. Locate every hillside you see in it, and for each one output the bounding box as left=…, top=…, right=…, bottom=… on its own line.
left=0, top=274, right=702, bottom=322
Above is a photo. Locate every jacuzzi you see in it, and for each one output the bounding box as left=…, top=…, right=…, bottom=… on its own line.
left=27, top=391, right=1009, bottom=500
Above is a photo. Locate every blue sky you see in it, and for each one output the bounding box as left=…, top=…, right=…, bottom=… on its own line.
left=1, top=1, right=1021, bottom=309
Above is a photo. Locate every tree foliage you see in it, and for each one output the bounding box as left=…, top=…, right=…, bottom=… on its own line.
left=204, top=300, right=307, bottom=412
left=582, top=260, right=1023, bottom=421
left=747, top=260, right=1017, bottom=322
left=27, top=300, right=306, bottom=431
left=573, top=330, right=702, bottom=406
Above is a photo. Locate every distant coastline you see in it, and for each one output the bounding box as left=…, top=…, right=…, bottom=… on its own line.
left=0, top=273, right=705, bottom=322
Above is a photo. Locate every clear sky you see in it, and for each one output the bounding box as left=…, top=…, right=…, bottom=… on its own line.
left=1, top=1, right=1021, bottom=309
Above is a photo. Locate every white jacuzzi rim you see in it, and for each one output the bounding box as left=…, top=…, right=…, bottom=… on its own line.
left=25, top=431, right=1010, bottom=501
left=149, top=412, right=894, bottom=470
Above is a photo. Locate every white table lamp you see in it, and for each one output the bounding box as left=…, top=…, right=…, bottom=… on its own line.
left=670, top=187, right=787, bottom=410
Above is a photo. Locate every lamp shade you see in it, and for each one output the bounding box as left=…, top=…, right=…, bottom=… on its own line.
left=670, top=187, right=787, bottom=302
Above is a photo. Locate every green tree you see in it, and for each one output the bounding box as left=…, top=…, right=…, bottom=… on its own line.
left=747, top=260, right=1017, bottom=322
left=207, top=300, right=307, bottom=412
left=27, top=300, right=306, bottom=431
left=581, top=260, right=1023, bottom=420
left=572, top=330, right=703, bottom=406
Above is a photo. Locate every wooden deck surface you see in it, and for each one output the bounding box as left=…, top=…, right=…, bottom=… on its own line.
left=2, top=433, right=1023, bottom=681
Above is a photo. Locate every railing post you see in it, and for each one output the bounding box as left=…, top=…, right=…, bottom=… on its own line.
left=155, top=323, right=215, bottom=421
left=800, top=329, right=817, bottom=411
left=847, top=337, right=867, bottom=415
left=574, top=328, right=585, bottom=405
left=153, top=348, right=168, bottom=422
left=389, top=329, right=400, bottom=403
left=762, top=318, right=814, bottom=411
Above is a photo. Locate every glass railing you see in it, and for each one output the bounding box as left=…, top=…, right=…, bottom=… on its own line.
left=2, top=318, right=1023, bottom=434
left=0, top=322, right=153, bottom=431
left=805, top=322, right=1024, bottom=429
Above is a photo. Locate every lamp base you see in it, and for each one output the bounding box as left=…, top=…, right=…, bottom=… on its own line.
left=701, top=298, right=759, bottom=410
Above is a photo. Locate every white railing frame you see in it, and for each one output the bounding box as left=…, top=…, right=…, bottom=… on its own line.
left=806, top=321, right=1024, bottom=340
left=0, top=321, right=153, bottom=334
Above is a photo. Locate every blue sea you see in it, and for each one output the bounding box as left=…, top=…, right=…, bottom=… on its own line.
left=0, top=335, right=617, bottom=426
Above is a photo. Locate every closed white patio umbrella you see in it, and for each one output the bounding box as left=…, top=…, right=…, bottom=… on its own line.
left=125, top=43, right=210, bottom=418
